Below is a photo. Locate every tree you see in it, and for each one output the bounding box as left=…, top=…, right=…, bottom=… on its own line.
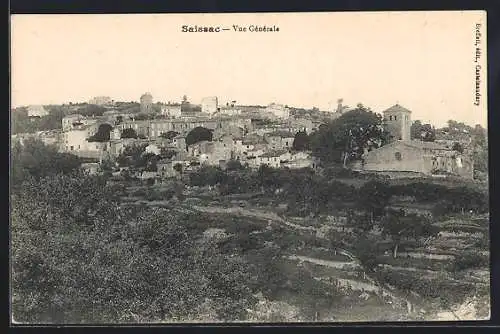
left=357, top=180, right=392, bottom=221
left=452, top=142, right=464, bottom=153
left=12, top=174, right=259, bottom=323
left=292, top=131, right=310, bottom=151
left=160, top=131, right=180, bottom=140
left=11, top=105, right=68, bottom=134
left=411, top=121, right=436, bottom=142
left=353, top=235, right=380, bottom=271
left=380, top=210, right=437, bottom=259
left=160, top=148, right=177, bottom=159
left=173, top=163, right=183, bottom=174
left=116, top=144, right=148, bottom=168
left=88, top=124, right=113, bottom=142
left=11, top=138, right=82, bottom=186
left=121, top=128, right=138, bottom=139
left=185, top=127, right=213, bottom=147
left=142, top=153, right=159, bottom=172
left=380, top=209, right=407, bottom=258
left=310, top=107, right=389, bottom=166
left=471, top=124, right=487, bottom=148
left=76, top=104, right=107, bottom=117
left=226, top=159, right=244, bottom=171
left=189, top=166, right=226, bottom=187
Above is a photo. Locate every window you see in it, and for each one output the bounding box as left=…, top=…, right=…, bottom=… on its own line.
left=395, top=152, right=402, bottom=160
left=394, top=116, right=397, bottom=120
left=78, top=145, right=80, bottom=149
left=285, top=142, right=288, bottom=146
left=70, top=146, right=74, bottom=151
left=389, top=116, right=392, bottom=121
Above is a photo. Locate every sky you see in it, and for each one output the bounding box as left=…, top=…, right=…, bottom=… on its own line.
left=11, top=11, right=487, bottom=127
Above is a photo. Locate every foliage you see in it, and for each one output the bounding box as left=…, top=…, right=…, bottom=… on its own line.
left=75, top=104, right=107, bottom=117
left=352, top=235, right=380, bottom=271
left=226, top=159, right=244, bottom=171
left=173, top=163, right=183, bottom=174
left=380, top=209, right=438, bottom=258
left=116, top=144, right=148, bottom=168
left=349, top=210, right=374, bottom=233
left=189, top=166, right=227, bottom=187
left=375, top=270, right=473, bottom=306
left=310, top=107, right=389, bottom=165
left=473, top=150, right=488, bottom=174
left=357, top=180, right=392, bottom=219
left=88, top=124, right=113, bottom=142
left=11, top=138, right=82, bottom=187
left=160, top=131, right=180, bottom=140
left=292, top=131, right=310, bottom=151
left=11, top=105, right=68, bottom=134
left=452, top=142, right=464, bottom=153
left=143, top=153, right=159, bottom=172
left=134, top=113, right=155, bottom=121
left=121, top=128, right=138, bottom=139
left=159, top=148, right=177, bottom=160
left=450, top=251, right=489, bottom=271
left=11, top=174, right=259, bottom=323
left=389, top=182, right=488, bottom=215
left=185, top=127, right=213, bottom=147
left=411, top=121, right=436, bottom=142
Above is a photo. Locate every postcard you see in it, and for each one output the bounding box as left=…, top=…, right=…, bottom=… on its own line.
left=10, top=11, right=489, bottom=323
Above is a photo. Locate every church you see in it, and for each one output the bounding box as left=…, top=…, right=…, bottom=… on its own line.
left=353, top=104, right=474, bottom=179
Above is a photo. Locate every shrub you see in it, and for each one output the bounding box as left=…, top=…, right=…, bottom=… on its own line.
left=450, top=251, right=489, bottom=271
left=131, top=189, right=147, bottom=197
left=144, top=190, right=163, bottom=201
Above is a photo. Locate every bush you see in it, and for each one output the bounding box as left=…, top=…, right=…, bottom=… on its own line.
left=12, top=175, right=259, bottom=323
left=131, top=188, right=147, bottom=197
left=144, top=190, right=163, bottom=201
left=450, top=251, right=489, bottom=271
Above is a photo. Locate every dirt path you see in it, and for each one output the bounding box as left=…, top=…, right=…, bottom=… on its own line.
left=287, top=255, right=358, bottom=270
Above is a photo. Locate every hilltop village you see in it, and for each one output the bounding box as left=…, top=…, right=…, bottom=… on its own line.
left=11, top=93, right=481, bottom=182
left=11, top=94, right=490, bottom=323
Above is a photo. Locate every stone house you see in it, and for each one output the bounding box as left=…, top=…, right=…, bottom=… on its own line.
left=287, top=118, right=314, bottom=134
left=80, top=162, right=100, bottom=175
left=283, top=151, right=320, bottom=170
left=117, top=120, right=151, bottom=138
left=252, top=149, right=292, bottom=169
left=160, top=104, right=182, bottom=117
left=358, top=140, right=474, bottom=179
left=172, top=135, right=187, bottom=152
left=140, top=171, right=158, bottom=181
left=145, top=143, right=161, bottom=156
left=188, top=140, right=232, bottom=166
left=27, top=105, right=49, bottom=117
left=265, top=131, right=296, bottom=150
left=157, top=159, right=177, bottom=179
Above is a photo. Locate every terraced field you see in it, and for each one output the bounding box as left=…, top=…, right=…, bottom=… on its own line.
left=119, top=183, right=490, bottom=322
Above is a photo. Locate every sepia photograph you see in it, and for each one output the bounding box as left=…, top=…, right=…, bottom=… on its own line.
left=10, top=11, right=489, bottom=324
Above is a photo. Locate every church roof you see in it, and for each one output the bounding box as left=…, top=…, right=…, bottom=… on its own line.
left=404, top=140, right=449, bottom=151
left=383, top=104, right=412, bottom=114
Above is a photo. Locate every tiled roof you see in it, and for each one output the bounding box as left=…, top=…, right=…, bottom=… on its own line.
left=266, top=130, right=296, bottom=138
left=260, top=149, right=290, bottom=158
left=404, top=140, right=450, bottom=151
left=383, top=104, right=412, bottom=114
